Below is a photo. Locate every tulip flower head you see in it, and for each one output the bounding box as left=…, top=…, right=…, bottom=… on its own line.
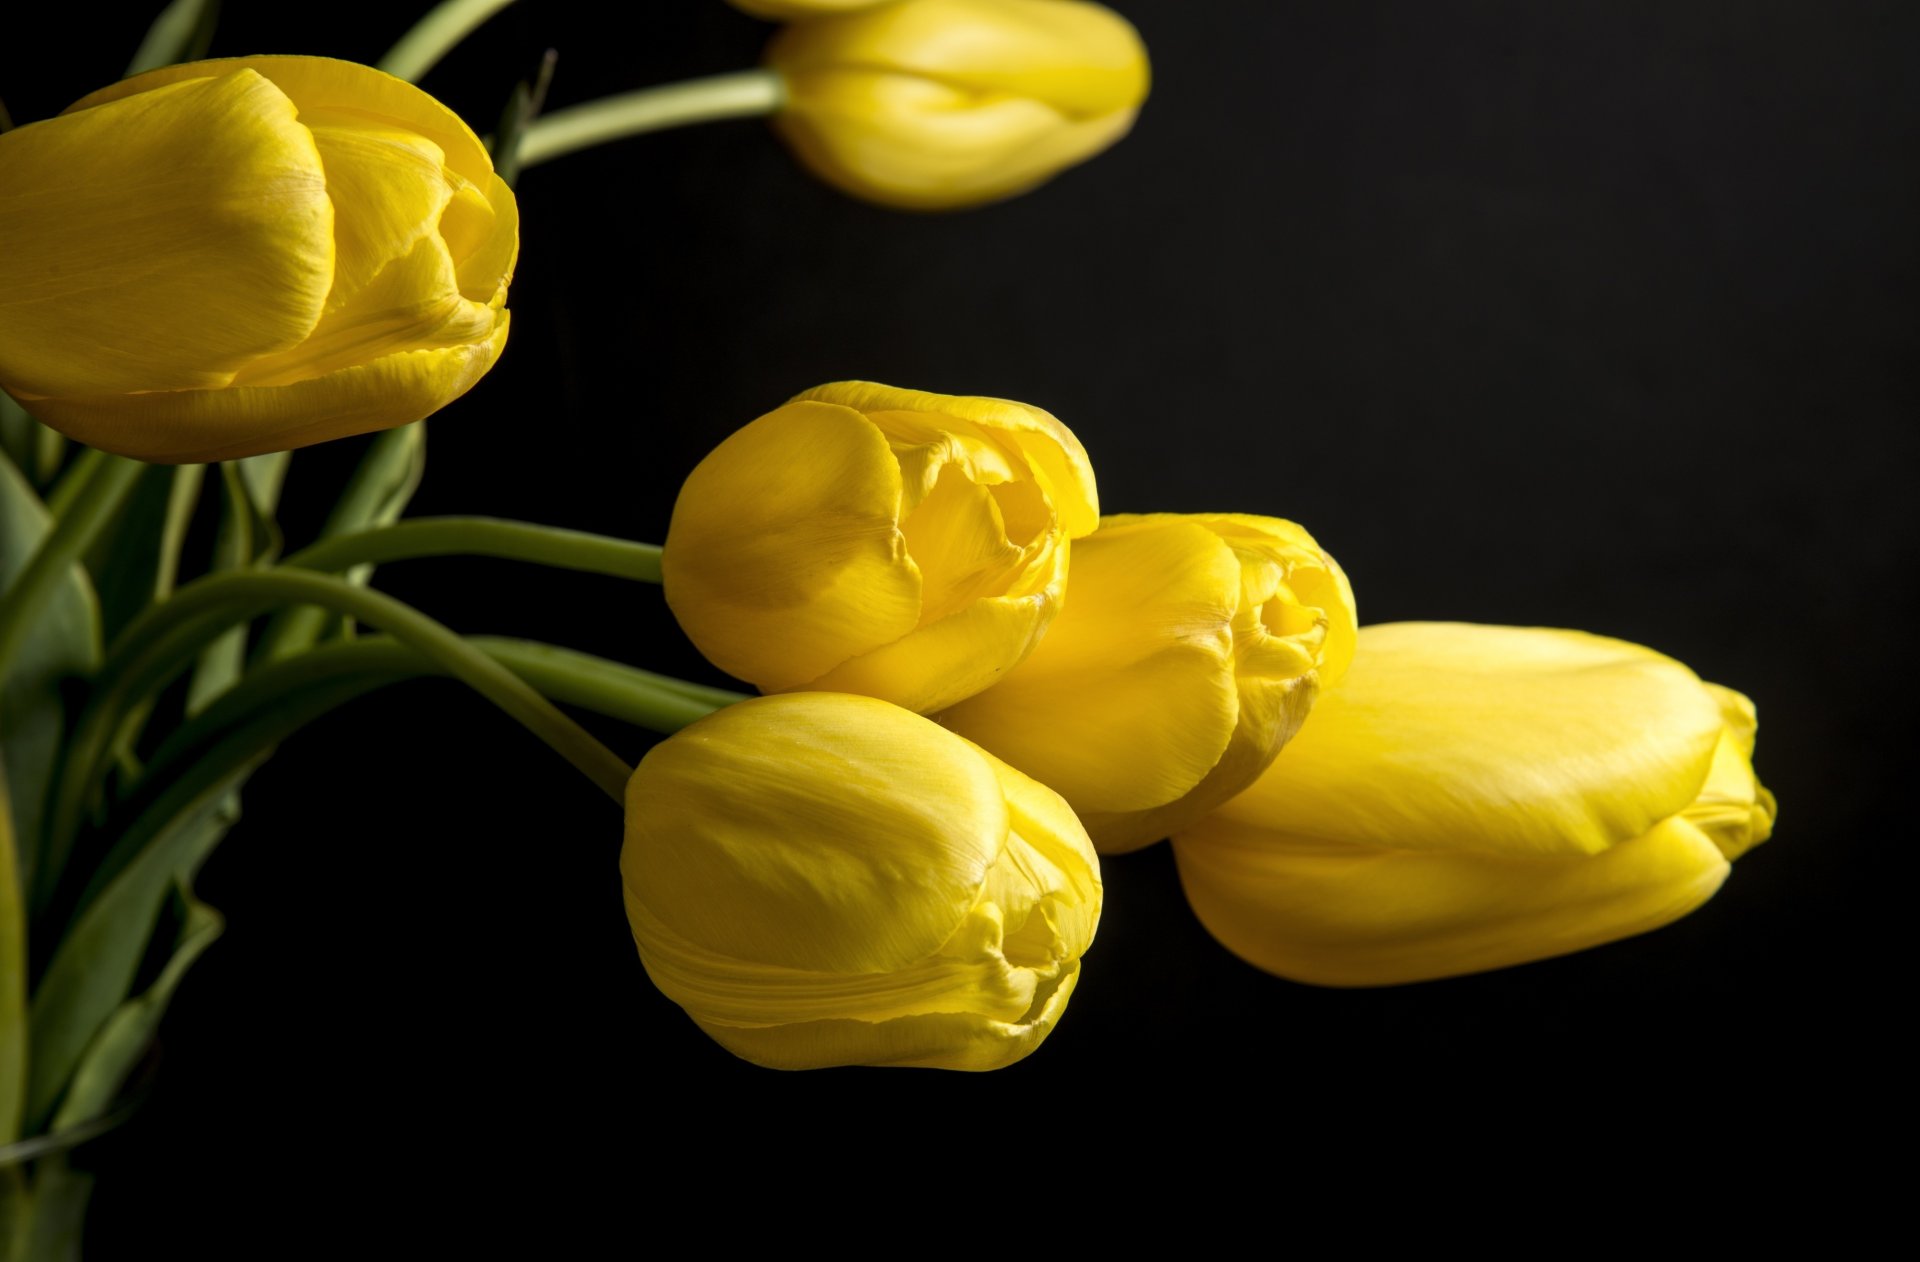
left=942, top=512, right=1358, bottom=854
left=766, top=0, right=1151, bottom=209
left=1173, top=623, right=1777, bottom=986
left=0, top=57, right=517, bottom=463
left=663, top=381, right=1099, bottom=714
left=621, top=692, right=1101, bottom=1070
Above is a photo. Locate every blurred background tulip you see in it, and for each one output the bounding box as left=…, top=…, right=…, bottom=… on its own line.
left=765, top=0, right=1150, bottom=209
left=621, top=692, right=1101, bottom=1070
left=942, top=512, right=1356, bottom=853
left=0, top=56, right=517, bottom=464
left=1173, top=623, right=1775, bottom=986
left=662, top=380, right=1098, bottom=713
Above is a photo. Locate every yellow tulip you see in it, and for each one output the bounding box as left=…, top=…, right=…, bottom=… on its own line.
left=941, top=513, right=1358, bottom=854
left=662, top=380, right=1098, bottom=714
left=0, top=57, right=517, bottom=464
left=732, top=0, right=894, bottom=17
left=1173, top=623, right=1777, bottom=986
left=765, top=0, right=1150, bottom=209
left=621, top=692, right=1101, bottom=1070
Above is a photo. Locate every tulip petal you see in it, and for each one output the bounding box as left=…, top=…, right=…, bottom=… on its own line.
left=301, top=115, right=456, bottom=307
left=231, top=227, right=494, bottom=389
left=24, top=312, right=507, bottom=464
left=444, top=174, right=519, bottom=304
left=1684, top=684, right=1776, bottom=861
left=805, top=587, right=1053, bottom=715
left=623, top=695, right=1008, bottom=975
left=663, top=402, right=923, bottom=693
left=71, top=55, right=496, bottom=187
left=683, top=963, right=1081, bottom=1072
left=771, top=0, right=1150, bottom=119
left=1208, top=623, right=1727, bottom=858
left=1173, top=813, right=1731, bottom=986
left=977, top=750, right=1103, bottom=962
left=942, top=518, right=1243, bottom=815
left=777, top=73, right=1139, bottom=211
left=0, top=70, right=332, bottom=399
left=794, top=380, right=1098, bottom=534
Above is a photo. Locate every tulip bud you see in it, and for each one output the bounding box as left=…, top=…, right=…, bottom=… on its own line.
left=0, top=57, right=517, bottom=464
left=765, top=0, right=1151, bottom=209
left=940, top=513, right=1358, bottom=854
left=621, top=692, right=1101, bottom=1070
left=662, top=380, right=1099, bottom=714
left=1173, top=623, right=1778, bottom=986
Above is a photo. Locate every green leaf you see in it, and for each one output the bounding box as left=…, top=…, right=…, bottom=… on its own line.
left=50, top=880, right=221, bottom=1132
left=185, top=463, right=273, bottom=715
left=0, top=398, right=32, bottom=482
left=24, top=676, right=373, bottom=1131
left=24, top=751, right=249, bottom=1132
left=81, top=464, right=202, bottom=643
left=0, top=754, right=25, bottom=1146
left=0, top=451, right=102, bottom=894
left=491, top=49, right=559, bottom=189
left=0, top=399, right=64, bottom=498
left=255, top=425, right=425, bottom=663
left=126, top=0, right=221, bottom=75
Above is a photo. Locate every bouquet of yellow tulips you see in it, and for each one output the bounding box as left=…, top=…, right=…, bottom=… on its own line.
left=0, top=0, right=1781, bottom=1251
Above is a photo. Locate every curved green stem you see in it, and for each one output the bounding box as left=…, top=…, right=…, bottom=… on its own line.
left=0, top=451, right=140, bottom=684
left=517, top=70, right=785, bottom=171
left=40, top=571, right=633, bottom=907
left=283, top=517, right=663, bottom=583
left=379, top=0, right=517, bottom=83
left=139, top=636, right=728, bottom=800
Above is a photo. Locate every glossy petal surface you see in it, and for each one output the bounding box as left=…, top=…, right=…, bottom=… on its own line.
left=0, top=71, right=332, bottom=399
left=1174, top=622, right=1775, bottom=985
left=622, top=693, right=1101, bottom=1070
left=0, top=57, right=516, bottom=462
left=666, top=382, right=1094, bottom=712
left=1206, top=623, right=1726, bottom=859
left=942, top=512, right=1354, bottom=852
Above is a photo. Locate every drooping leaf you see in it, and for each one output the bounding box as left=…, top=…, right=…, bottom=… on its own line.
left=26, top=677, right=375, bottom=1130
left=0, top=450, right=102, bottom=891
left=50, top=879, right=222, bottom=1131
left=24, top=749, right=250, bottom=1131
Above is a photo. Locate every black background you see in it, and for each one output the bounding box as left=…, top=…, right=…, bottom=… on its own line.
left=4, top=0, right=1913, bottom=1243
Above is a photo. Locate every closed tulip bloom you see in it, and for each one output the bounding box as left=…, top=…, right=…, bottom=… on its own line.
left=1173, top=623, right=1777, bottom=987
left=663, top=381, right=1098, bottom=714
left=766, top=0, right=1150, bottom=209
left=941, top=513, right=1358, bottom=854
left=0, top=57, right=517, bottom=463
left=621, top=692, right=1101, bottom=1070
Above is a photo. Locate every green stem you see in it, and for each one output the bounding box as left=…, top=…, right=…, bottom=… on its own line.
left=378, top=0, right=518, bottom=83
left=139, top=636, right=724, bottom=802
left=517, top=70, right=785, bottom=171
left=253, top=425, right=423, bottom=665
left=41, top=572, right=633, bottom=907
left=283, top=517, right=663, bottom=583
left=74, top=639, right=734, bottom=910
left=0, top=452, right=140, bottom=685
